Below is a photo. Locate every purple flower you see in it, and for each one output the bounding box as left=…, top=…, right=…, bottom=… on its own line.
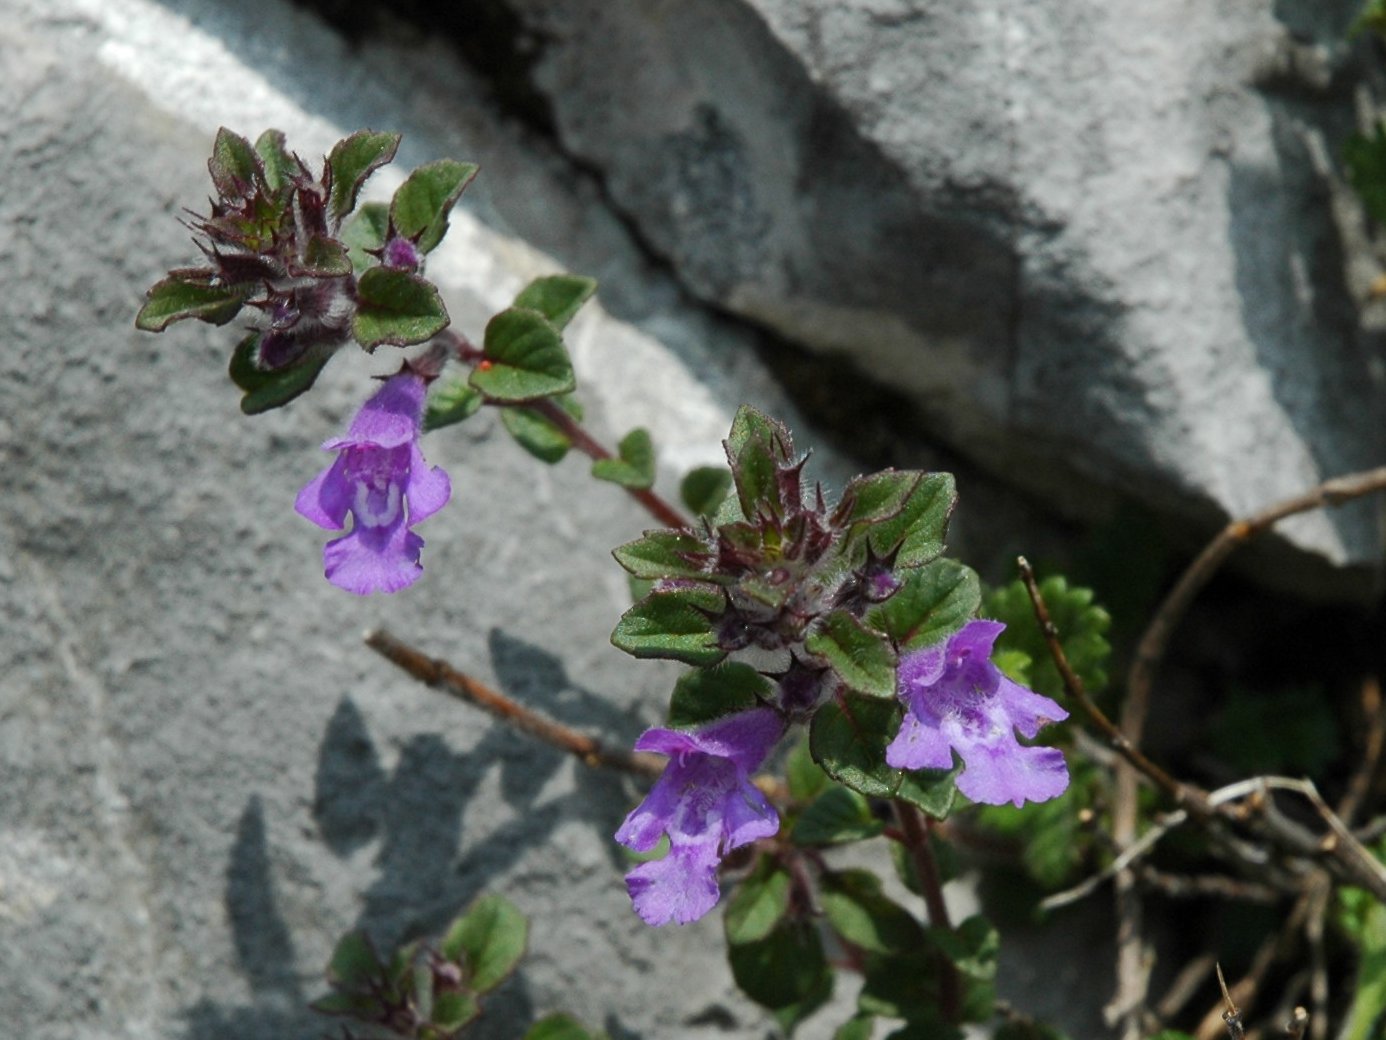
left=886, top=620, right=1069, bottom=808
left=615, top=708, right=784, bottom=926
left=294, top=372, right=451, bottom=595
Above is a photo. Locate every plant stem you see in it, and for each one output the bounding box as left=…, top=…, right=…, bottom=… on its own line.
left=364, top=628, right=664, bottom=779
left=894, top=800, right=960, bottom=1023
left=436, top=328, right=692, bottom=531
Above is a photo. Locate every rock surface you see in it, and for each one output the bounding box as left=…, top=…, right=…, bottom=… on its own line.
left=504, top=0, right=1386, bottom=590
left=0, top=1, right=879, bottom=1037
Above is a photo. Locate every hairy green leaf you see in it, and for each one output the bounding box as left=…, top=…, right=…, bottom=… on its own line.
left=391, top=158, right=478, bottom=253
left=513, top=274, right=597, bottom=330
left=352, top=267, right=449, bottom=348
left=327, top=130, right=400, bottom=221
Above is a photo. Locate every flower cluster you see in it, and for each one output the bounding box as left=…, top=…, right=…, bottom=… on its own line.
left=295, top=372, right=451, bottom=595
left=887, top=620, right=1070, bottom=808
left=616, top=708, right=784, bottom=926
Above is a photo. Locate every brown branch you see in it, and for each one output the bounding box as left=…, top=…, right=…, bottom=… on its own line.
left=894, top=801, right=960, bottom=1023
left=1125, top=465, right=1386, bottom=771
left=1338, top=675, right=1385, bottom=828
left=363, top=628, right=664, bottom=779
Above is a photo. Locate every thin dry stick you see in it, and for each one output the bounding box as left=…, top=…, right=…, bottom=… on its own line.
left=1112, top=466, right=1386, bottom=1034
left=364, top=628, right=664, bottom=779
left=1337, top=675, right=1385, bottom=828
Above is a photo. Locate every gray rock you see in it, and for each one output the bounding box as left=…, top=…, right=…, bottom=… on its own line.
left=508, top=0, right=1386, bottom=591
left=0, top=0, right=885, bottom=1036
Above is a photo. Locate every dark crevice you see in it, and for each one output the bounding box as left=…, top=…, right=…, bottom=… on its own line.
left=283, top=0, right=557, bottom=136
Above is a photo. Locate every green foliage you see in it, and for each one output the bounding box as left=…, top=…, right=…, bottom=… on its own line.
left=866, top=559, right=980, bottom=652
left=342, top=201, right=390, bottom=273
left=613, top=529, right=712, bottom=581
left=1208, top=685, right=1340, bottom=777
left=1347, top=124, right=1386, bottom=227
left=591, top=428, right=655, bottom=489
left=499, top=395, right=583, bottom=462
left=867, top=472, right=956, bottom=567
left=513, top=274, right=597, bottom=330
left=786, top=736, right=829, bottom=802
left=208, top=126, right=262, bottom=199
left=424, top=378, right=485, bottom=432
left=973, top=759, right=1098, bottom=889
left=391, top=159, right=479, bottom=253
left=439, top=893, right=528, bottom=994
left=470, top=308, right=576, bottom=402
left=254, top=129, right=294, bottom=193
left=312, top=894, right=526, bottom=1038
left=667, top=663, right=769, bottom=727
left=983, top=574, right=1111, bottom=700
left=1356, top=0, right=1386, bottom=37
left=353, top=266, right=450, bottom=348
left=832, top=470, right=919, bottom=532
left=810, top=693, right=958, bottom=817
left=820, top=869, right=926, bottom=954
left=228, top=333, right=328, bottom=414
left=136, top=275, right=249, bottom=331
left=1336, top=882, right=1386, bottom=1040
left=724, top=858, right=792, bottom=944
left=610, top=584, right=725, bottom=666
left=727, top=917, right=832, bottom=1034
left=681, top=466, right=733, bottom=518
left=833, top=1015, right=875, bottom=1040
left=523, top=1014, right=607, bottom=1040
left=805, top=610, right=899, bottom=698
left=792, top=785, right=886, bottom=846
left=725, top=406, right=793, bottom=521
left=328, top=130, right=401, bottom=221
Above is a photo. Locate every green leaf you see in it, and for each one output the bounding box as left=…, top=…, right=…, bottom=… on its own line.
left=667, top=662, right=769, bottom=727
left=513, top=274, right=597, bottom=330
left=439, top=893, right=528, bottom=995
left=983, top=574, right=1110, bottom=699
left=611, top=584, right=725, bottom=666
left=424, top=377, right=484, bottom=432
left=858, top=949, right=948, bottom=1024
left=297, top=234, right=352, bottom=277
left=869, top=472, right=956, bottom=567
left=1340, top=894, right=1386, bottom=1040
left=591, top=428, right=655, bottom=489
left=136, top=275, right=247, bottom=331
left=310, top=990, right=382, bottom=1018
left=325, top=930, right=380, bottom=992
left=613, top=529, right=712, bottom=581
left=327, top=130, right=400, bottom=221
left=431, top=991, right=481, bottom=1031
left=833, top=470, right=918, bottom=531
left=341, top=201, right=390, bottom=274
left=725, top=406, right=791, bottom=521
left=681, top=466, right=733, bottom=517
left=499, top=394, right=583, bottom=462
left=792, top=786, right=886, bottom=846
left=867, top=558, right=980, bottom=652
left=820, top=869, right=926, bottom=955
left=834, top=1015, right=876, bottom=1040
left=352, top=266, right=449, bottom=348
left=471, top=308, right=576, bottom=402
left=724, top=858, right=792, bottom=945
left=810, top=693, right=958, bottom=817
left=1348, top=124, right=1386, bottom=227
left=931, top=915, right=998, bottom=981
left=786, top=736, right=829, bottom=802
left=805, top=610, right=898, bottom=698
left=391, top=158, right=479, bottom=253
left=524, top=1014, right=600, bottom=1040
left=727, top=917, right=831, bottom=1023
left=254, top=129, right=294, bottom=194
left=227, top=333, right=329, bottom=414
left=208, top=127, right=261, bottom=198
